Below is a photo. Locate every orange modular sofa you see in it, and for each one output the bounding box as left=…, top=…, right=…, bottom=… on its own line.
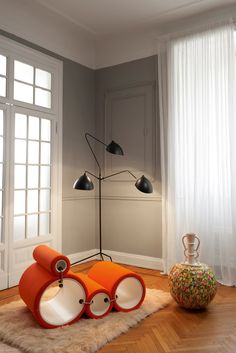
left=19, top=245, right=146, bottom=328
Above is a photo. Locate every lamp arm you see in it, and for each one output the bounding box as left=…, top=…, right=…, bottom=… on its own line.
left=85, top=170, right=99, bottom=180
left=102, top=169, right=137, bottom=181
left=85, top=133, right=106, bottom=172
left=85, top=133, right=107, bottom=147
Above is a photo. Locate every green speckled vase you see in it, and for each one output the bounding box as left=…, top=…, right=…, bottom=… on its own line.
left=168, top=263, right=217, bottom=309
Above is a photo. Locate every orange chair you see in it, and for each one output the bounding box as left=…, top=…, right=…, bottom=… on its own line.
left=88, top=262, right=146, bottom=312
left=74, top=273, right=113, bottom=319
left=19, top=249, right=88, bottom=329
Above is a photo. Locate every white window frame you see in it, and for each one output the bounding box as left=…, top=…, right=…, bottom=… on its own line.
left=0, top=35, right=63, bottom=287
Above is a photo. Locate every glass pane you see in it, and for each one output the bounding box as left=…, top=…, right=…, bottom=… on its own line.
left=39, top=213, right=50, bottom=235
left=14, top=190, right=25, bottom=214
left=0, top=77, right=6, bottom=97
left=27, top=214, right=38, bottom=238
left=40, top=190, right=50, bottom=211
left=40, top=166, right=50, bottom=188
left=14, top=60, right=33, bottom=84
left=35, top=88, right=51, bottom=108
left=15, top=139, right=26, bottom=163
left=14, top=165, right=26, bottom=189
left=14, top=81, right=33, bottom=104
left=27, top=190, right=38, bottom=213
left=0, top=164, right=2, bottom=189
left=41, top=119, right=51, bottom=141
left=0, top=55, right=6, bottom=76
left=28, top=166, right=39, bottom=188
left=28, top=116, right=39, bottom=140
left=0, top=191, right=2, bottom=216
left=41, top=142, right=50, bottom=164
left=28, top=141, right=39, bottom=164
left=14, top=216, right=25, bottom=241
left=0, top=110, right=3, bottom=136
left=0, top=137, right=3, bottom=162
left=15, top=113, right=27, bottom=138
left=35, top=68, right=51, bottom=89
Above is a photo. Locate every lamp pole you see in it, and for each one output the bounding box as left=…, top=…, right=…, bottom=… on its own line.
left=98, top=170, right=103, bottom=260
left=85, top=133, right=113, bottom=262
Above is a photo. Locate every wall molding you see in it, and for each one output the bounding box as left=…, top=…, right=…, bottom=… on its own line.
left=68, top=248, right=163, bottom=270
left=105, top=80, right=156, bottom=95
left=104, top=82, right=156, bottom=182
left=101, top=195, right=161, bottom=202
left=63, top=195, right=162, bottom=202
left=62, top=196, right=95, bottom=202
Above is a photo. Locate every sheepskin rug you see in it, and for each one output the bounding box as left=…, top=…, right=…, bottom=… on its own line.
left=0, top=289, right=171, bottom=353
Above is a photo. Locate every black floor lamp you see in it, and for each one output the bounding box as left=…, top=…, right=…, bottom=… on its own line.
left=72, top=133, right=153, bottom=264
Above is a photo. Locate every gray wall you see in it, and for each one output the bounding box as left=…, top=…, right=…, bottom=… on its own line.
left=95, top=56, right=162, bottom=258
left=0, top=29, right=162, bottom=259
left=62, top=59, right=96, bottom=255
left=0, top=30, right=96, bottom=255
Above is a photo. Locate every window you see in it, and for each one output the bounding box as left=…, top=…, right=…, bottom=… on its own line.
left=14, top=60, right=52, bottom=108
left=0, top=109, right=3, bottom=241
left=13, top=113, right=52, bottom=241
left=0, top=54, right=7, bottom=97
left=0, top=36, right=62, bottom=289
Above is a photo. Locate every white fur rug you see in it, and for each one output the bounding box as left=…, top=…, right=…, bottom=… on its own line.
left=0, top=289, right=171, bottom=353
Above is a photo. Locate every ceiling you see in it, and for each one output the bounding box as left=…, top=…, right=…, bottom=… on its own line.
left=36, top=0, right=236, bottom=37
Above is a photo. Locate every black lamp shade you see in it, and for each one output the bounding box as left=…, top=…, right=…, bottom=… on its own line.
left=135, top=175, right=153, bottom=193
left=73, top=173, right=94, bottom=190
left=106, top=140, right=124, bottom=155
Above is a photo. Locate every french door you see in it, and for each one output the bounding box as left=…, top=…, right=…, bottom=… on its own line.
left=0, top=36, right=62, bottom=289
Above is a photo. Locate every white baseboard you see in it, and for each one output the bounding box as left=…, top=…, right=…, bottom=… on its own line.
left=68, top=249, right=99, bottom=265
left=68, top=248, right=163, bottom=271
left=103, top=249, right=163, bottom=270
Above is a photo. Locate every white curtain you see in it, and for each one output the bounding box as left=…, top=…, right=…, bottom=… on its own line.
left=159, top=22, right=236, bottom=285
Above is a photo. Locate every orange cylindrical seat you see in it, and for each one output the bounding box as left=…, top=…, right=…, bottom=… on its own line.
left=19, top=263, right=87, bottom=329
left=33, top=245, right=70, bottom=276
left=74, top=272, right=112, bottom=319
left=88, top=262, right=146, bottom=312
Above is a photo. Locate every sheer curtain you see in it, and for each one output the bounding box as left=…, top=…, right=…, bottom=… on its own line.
left=159, top=22, right=236, bottom=285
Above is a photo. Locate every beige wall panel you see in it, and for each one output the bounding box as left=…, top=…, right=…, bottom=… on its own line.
left=62, top=198, right=96, bottom=255
left=99, top=199, right=162, bottom=258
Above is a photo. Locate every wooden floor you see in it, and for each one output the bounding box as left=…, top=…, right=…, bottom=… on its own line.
left=1, top=261, right=236, bottom=353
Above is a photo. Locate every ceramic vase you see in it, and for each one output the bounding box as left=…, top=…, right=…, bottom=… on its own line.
left=168, top=233, right=217, bottom=309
